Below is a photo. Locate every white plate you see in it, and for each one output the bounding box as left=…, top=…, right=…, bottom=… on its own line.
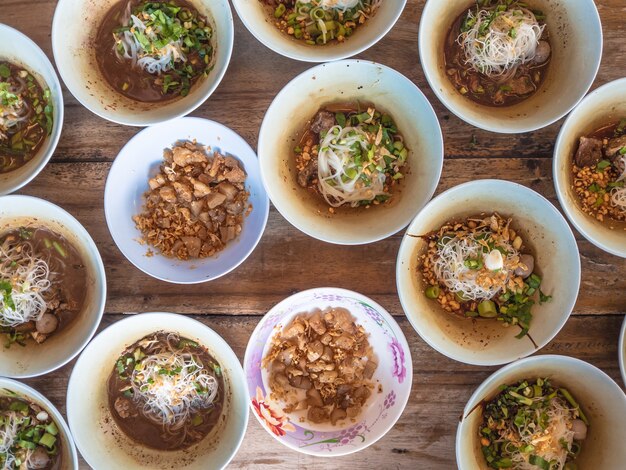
left=244, top=287, right=413, bottom=456
left=66, top=312, right=249, bottom=470
left=104, top=117, right=269, bottom=284
left=619, top=315, right=626, bottom=387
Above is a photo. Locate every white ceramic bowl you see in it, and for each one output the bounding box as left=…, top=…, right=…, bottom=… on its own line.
left=66, top=312, right=249, bottom=470
left=0, top=195, right=106, bottom=377
left=51, top=0, right=233, bottom=126
left=232, top=0, right=406, bottom=62
left=0, top=24, right=63, bottom=195
left=244, top=287, right=412, bottom=456
left=104, top=117, right=269, bottom=284
left=553, top=78, right=626, bottom=258
left=456, top=355, right=626, bottom=469
left=0, top=377, right=79, bottom=470
left=396, top=180, right=580, bottom=366
left=419, top=0, right=602, bottom=133
left=617, top=317, right=626, bottom=386
left=258, top=59, right=444, bottom=245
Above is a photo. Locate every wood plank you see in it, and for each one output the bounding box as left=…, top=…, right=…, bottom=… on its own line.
left=17, top=160, right=626, bottom=316
left=21, top=314, right=625, bottom=469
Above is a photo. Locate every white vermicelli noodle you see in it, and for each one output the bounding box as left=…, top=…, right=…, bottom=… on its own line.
left=458, top=7, right=545, bottom=77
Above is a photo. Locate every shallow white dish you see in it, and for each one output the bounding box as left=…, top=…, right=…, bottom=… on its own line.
left=419, top=0, right=602, bottom=133
left=52, top=0, right=233, bottom=126
left=244, top=287, right=412, bottom=456
left=396, top=179, right=580, bottom=366
left=231, top=0, right=406, bottom=62
left=456, top=355, right=626, bottom=469
left=0, top=195, right=106, bottom=377
left=104, top=117, right=269, bottom=284
left=258, top=59, right=444, bottom=245
left=553, top=77, right=626, bottom=258
left=0, top=377, right=79, bottom=470
left=0, top=24, right=64, bottom=195
left=66, top=312, right=248, bottom=470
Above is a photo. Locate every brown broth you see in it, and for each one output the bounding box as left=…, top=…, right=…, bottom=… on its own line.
left=0, top=61, right=52, bottom=172
left=107, top=332, right=224, bottom=451
left=94, top=0, right=211, bottom=103
left=444, top=4, right=550, bottom=107
left=0, top=227, right=87, bottom=346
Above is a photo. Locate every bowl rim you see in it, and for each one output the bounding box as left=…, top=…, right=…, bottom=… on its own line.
left=617, top=316, right=626, bottom=385
left=0, top=377, right=80, bottom=469
left=103, top=116, right=270, bottom=284
left=258, top=58, right=444, bottom=245
left=396, top=179, right=581, bottom=366
left=0, top=24, right=64, bottom=195
left=66, top=311, right=250, bottom=470
left=243, top=286, right=414, bottom=457
left=418, top=0, right=603, bottom=134
left=0, top=194, right=107, bottom=378
left=553, top=77, right=626, bottom=259
left=454, top=354, right=626, bottom=468
left=230, top=0, right=408, bottom=63
left=50, top=0, right=234, bottom=127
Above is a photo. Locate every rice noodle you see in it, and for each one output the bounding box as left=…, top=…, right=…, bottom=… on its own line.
left=316, top=124, right=388, bottom=207
left=432, top=231, right=517, bottom=300
left=458, top=6, right=545, bottom=77
left=130, top=335, right=220, bottom=434
left=0, top=240, right=51, bottom=328
left=0, top=412, right=27, bottom=470
left=610, top=155, right=626, bottom=214
left=113, top=13, right=186, bottom=75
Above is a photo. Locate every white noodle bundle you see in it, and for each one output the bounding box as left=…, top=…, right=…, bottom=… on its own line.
left=610, top=155, right=626, bottom=214
left=131, top=349, right=219, bottom=430
left=459, top=7, right=545, bottom=77
left=317, top=125, right=388, bottom=208
left=0, top=241, right=51, bottom=328
left=432, top=232, right=517, bottom=300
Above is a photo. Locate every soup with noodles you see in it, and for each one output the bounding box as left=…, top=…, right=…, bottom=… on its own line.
left=0, top=227, right=87, bottom=348
left=260, top=0, right=382, bottom=46
left=0, top=395, right=65, bottom=470
left=95, top=0, right=215, bottom=102
left=0, top=61, right=53, bottom=173
left=444, top=0, right=551, bottom=107
left=108, top=332, right=224, bottom=450
left=294, top=103, right=408, bottom=211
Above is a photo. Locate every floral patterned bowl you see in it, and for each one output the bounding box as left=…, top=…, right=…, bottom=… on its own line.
left=243, top=287, right=412, bottom=456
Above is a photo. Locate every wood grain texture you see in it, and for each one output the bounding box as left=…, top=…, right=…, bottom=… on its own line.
left=1, top=0, right=625, bottom=469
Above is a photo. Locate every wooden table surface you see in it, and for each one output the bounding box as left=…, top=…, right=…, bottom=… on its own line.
left=2, top=1, right=626, bottom=468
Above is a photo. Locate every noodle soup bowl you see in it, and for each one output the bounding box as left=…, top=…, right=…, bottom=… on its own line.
left=0, top=195, right=106, bottom=378
left=0, top=377, right=79, bottom=470
left=52, top=0, right=233, bottom=126
left=396, top=179, right=580, bottom=366
left=244, top=287, right=413, bottom=456
left=419, top=0, right=602, bottom=133
left=457, top=355, right=626, bottom=469
left=0, top=25, right=64, bottom=195
left=258, top=59, right=444, bottom=245
left=553, top=77, right=626, bottom=258
left=66, top=312, right=249, bottom=470
left=231, top=0, right=406, bottom=62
